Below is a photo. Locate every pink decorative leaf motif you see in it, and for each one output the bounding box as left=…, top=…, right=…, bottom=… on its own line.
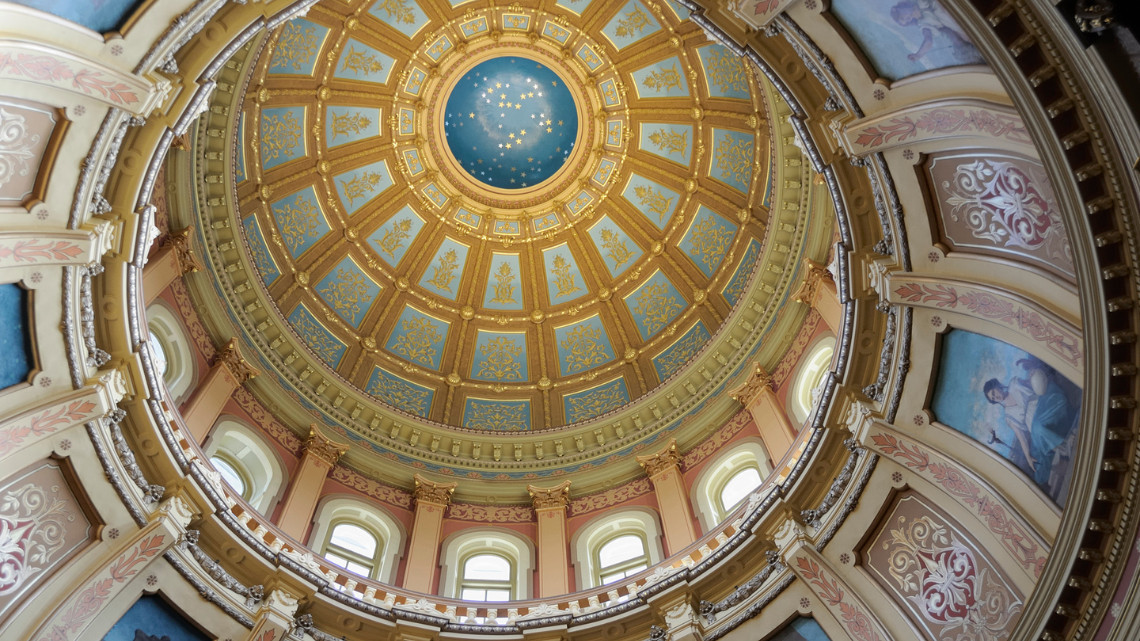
left=752, top=0, right=782, bottom=15
left=0, top=240, right=84, bottom=262
left=854, top=118, right=918, bottom=148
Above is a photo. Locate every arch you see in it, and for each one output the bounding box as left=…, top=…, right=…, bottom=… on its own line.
left=439, top=528, right=534, bottom=600
left=691, top=440, right=771, bottom=532
left=571, top=508, right=664, bottom=590
left=789, top=336, right=835, bottom=424
left=203, top=419, right=286, bottom=515
left=145, top=301, right=197, bottom=403
left=308, top=496, right=404, bottom=584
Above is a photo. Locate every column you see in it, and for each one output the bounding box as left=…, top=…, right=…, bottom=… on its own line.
left=182, top=338, right=258, bottom=444
left=528, top=480, right=572, bottom=597
left=729, top=365, right=796, bottom=459
left=142, top=227, right=203, bottom=305
left=792, top=258, right=842, bottom=334
left=636, top=440, right=697, bottom=555
left=402, top=474, right=457, bottom=594
left=276, top=426, right=348, bottom=541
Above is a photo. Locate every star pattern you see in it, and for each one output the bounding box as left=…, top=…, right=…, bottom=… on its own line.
left=444, top=56, right=577, bottom=188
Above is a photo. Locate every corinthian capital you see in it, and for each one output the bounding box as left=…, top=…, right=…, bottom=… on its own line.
left=792, top=259, right=831, bottom=305
left=728, top=363, right=774, bottom=407
left=216, top=338, right=259, bottom=383
left=166, top=226, right=204, bottom=274
left=304, top=425, right=349, bottom=466
left=528, top=480, right=571, bottom=510
left=413, top=474, right=457, bottom=507
left=636, top=438, right=682, bottom=478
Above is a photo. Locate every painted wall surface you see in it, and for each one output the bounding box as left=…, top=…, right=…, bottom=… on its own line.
left=0, top=283, right=33, bottom=390
left=926, top=151, right=1073, bottom=280
left=9, top=0, right=144, bottom=32
left=768, top=617, right=831, bottom=641
left=862, top=491, right=1023, bottom=640
left=930, top=329, right=1081, bottom=506
left=102, top=594, right=210, bottom=641
left=830, top=0, right=985, bottom=81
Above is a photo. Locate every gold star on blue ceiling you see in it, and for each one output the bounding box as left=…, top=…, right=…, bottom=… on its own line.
left=444, top=56, right=578, bottom=189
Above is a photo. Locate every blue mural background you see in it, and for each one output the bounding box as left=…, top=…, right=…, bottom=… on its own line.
left=12, top=0, right=143, bottom=32
left=769, top=617, right=832, bottom=641
left=0, top=284, right=32, bottom=390
left=830, top=0, right=985, bottom=81
left=931, top=329, right=1081, bottom=506
left=102, top=594, right=209, bottom=641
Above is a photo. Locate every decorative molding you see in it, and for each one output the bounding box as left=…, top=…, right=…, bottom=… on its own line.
left=868, top=430, right=1048, bottom=578
left=800, top=439, right=860, bottom=528
left=0, top=41, right=153, bottom=111
left=890, top=278, right=1081, bottom=367
left=792, top=552, right=888, bottom=641
left=836, top=100, right=1032, bottom=157
left=726, top=364, right=773, bottom=408
left=216, top=337, right=259, bottom=384
left=164, top=226, right=205, bottom=274
left=636, top=438, right=682, bottom=478
left=303, top=426, right=349, bottom=467
left=412, top=474, right=457, bottom=507
left=791, top=258, right=831, bottom=306
left=528, top=480, right=572, bottom=510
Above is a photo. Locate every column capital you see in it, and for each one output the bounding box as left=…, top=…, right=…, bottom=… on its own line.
left=636, top=438, right=682, bottom=478
left=303, top=425, right=349, bottom=467
left=528, top=480, right=571, bottom=510
left=791, top=258, right=832, bottom=305
left=165, top=226, right=204, bottom=274
left=727, top=363, right=774, bottom=407
left=413, top=474, right=457, bottom=507
left=216, top=337, right=259, bottom=383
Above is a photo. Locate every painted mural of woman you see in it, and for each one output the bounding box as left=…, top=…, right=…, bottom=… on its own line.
left=982, top=356, right=1077, bottom=490
left=890, top=0, right=978, bottom=63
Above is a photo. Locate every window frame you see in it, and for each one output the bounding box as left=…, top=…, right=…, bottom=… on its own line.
left=571, top=508, right=664, bottom=590
left=691, top=440, right=772, bottom=532
left=321, top=519, right=383, bottom=580
left=439, top=529, right=534, bottom=601
left=594, top=532, right=650, bottom=586
left=308, top=498, right=404, bottom=585
left=457, top=551, right=515, bottom=602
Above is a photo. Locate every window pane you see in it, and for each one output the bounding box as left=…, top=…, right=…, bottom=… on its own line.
left=148, top=330, right=168, bottom=376
left=325, top=552, right=349, bottom=568
left=598, top=534, right=645, bottom=568
left=485, top=589, right=510, bottom=602
left=211, top=456, right=246, bottom=496
left=464, top=553, right=510, bottom=581
left=345, top=560, right=372, bottom=576
left=461, top=588, right=486, bottom=601
left=330, top=523, right=378, bottom=557
left=720, top=467, right=763, bottom=512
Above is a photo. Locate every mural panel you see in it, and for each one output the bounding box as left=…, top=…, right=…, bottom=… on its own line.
left=102, top=594, right=209, bottom=641
left=830, top=0, right=985, bottom=81
left=0, top=283, right=32, bottom=389
left=930, top=329, right=1081, bottom=505
left=9, top=0, right=143, bottom=32
left=0, top=460, right=93, bottom=621
left=601, top=1, right=661, bottom=50
left=632, top=57, right=689, bottom=99
left=769, top=618, right=832, bottom=641
left=267, top=19, right=330, bottom=76
left=862, top=491, right=1023, bottom=641
left=926, top=151, right=1073, bottom=280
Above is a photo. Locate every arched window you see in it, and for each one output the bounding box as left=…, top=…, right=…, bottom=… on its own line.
left=572, top=509, right=664, bottom=590
left=596, top=534, right=649, bottom=585
left=145, top=303, right=197, bottom=403
left=459, top=553, right=513, bottom=601
left=204, top=420, right=285, bottom=514
left=692, top=441, right=772, bottom=532
left=323, top=522, right=382, bottom=579
left=309, top=498, right=403, bottom=584
left=439, top=530, right=533, bottom=600
left=789, top=337, right=835, bottom=424
left=210, top=453, right=247, bottom=498
left=718, top=466, right=763, bottom=514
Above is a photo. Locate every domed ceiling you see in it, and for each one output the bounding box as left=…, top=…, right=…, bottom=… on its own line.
left=234, top=0, right=774, bottom=432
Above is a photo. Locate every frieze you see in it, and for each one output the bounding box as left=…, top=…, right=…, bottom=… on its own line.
left=839, top=100, right=1032, bottom=157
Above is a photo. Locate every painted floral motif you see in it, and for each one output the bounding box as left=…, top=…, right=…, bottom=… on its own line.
left=0, top=53, right=140, bottom=106
left=0, top=482, right=73, bottom=596
left=796, top=556, right=883, bottom=641
left=633, top=281, right=683, bottom=336
left=560, top=324, right=610, bottom=374
left=853, top=108, right=1030, bottom=149
left=893, top=282, right=1080, bottom=366
left=615, top=5, right=651, bottom=36
left=0, top=400, right=97, bottom=457
left=37, top=533, right=165, bottom=641
left=648, top=128, right=688, bottom=156
left=703, top=48, right=748, bottom=93
left=0, top=240, right=83, bottom=263
left=260, top=109, right=302, bottom=166
left=476, top=336, right=524, bottom=380
left=465, top=402, right=528, bottom=431
left=270, top=21, right=321, bottom=72
left=393, top=315, right=442, bottom=367
left=317, top=268, right=370, bottom=320
left=687, top=214, right=734, bottom=273
left=565, top=382, right=626, bottom=422
left=713, top=133, right=753, bottom=186
left=642, top=64, right=682, bottom=92
left=879, top=512, right=1022, bottom=640
left=275, top=195, right=322, bottom=254
left=940, top=158, right=1071, bottom=273
left=0, top=108, right=39, bottom=192
left=367, top=372, right=431, bottom=417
